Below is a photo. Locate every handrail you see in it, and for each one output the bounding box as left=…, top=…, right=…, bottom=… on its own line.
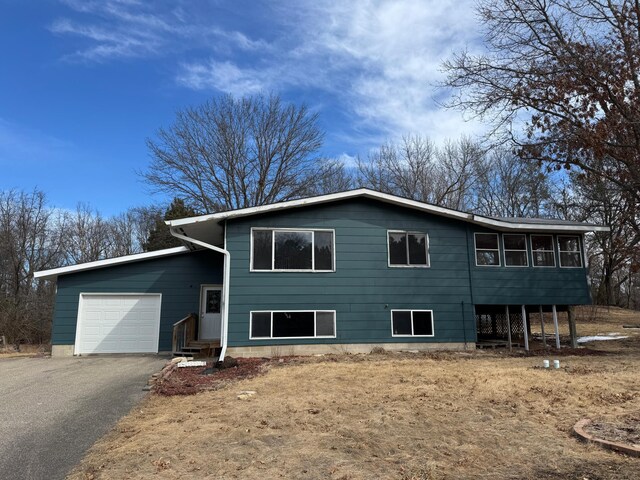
left=172, top=313, right=197, bottom=354
left=173, top=314, right=194, bottom=327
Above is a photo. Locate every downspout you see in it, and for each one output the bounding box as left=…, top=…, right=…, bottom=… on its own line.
left=169, top=228, right=231, bottom=361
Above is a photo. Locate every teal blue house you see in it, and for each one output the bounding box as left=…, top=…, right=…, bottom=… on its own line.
left=35, top=189, right=607, bottom=358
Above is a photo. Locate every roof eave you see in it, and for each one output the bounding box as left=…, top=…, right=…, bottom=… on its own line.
left=164, top=189, right=609, bottom=234
left=471, top=215, right=610, bottom=232
left=165, top=189, right=473, bottom=228
left=33, top=246, right=191, bottom=280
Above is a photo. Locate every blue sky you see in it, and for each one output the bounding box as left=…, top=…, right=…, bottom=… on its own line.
left=0, top=0, right=483, bottom=215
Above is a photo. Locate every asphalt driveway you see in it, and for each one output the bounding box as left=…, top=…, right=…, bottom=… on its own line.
left=0, top=355, right=167, bottom=480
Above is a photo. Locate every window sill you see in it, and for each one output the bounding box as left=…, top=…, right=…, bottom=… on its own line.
left=388, top=264, right=430, bottom=268
left=249, top=269, right=336, bottom=273
left=391, top=334, right=435, bottom=338
left=249, top=336, right=337, bottom=340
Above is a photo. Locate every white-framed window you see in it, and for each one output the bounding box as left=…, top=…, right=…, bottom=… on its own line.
left=531, top=235, right=556, bottom=267
left=391, top=310, right=434, bottom=337
left=249, top=310, right=336, bottom=339
left=251, top=228, right=335, bottom=272
left=503, top=234, right=528, bottom=267
left=387, top=231, right=430, bottom=267
left=558, top=235, right=583, bottom=268
left=474, top=233, right=500, bottom=266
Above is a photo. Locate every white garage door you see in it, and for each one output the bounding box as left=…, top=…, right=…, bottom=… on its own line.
left=76, top=294, right=162, bottom=354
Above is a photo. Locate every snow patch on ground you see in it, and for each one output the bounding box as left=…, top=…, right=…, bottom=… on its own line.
left=577, top=334, right=629, bottom=343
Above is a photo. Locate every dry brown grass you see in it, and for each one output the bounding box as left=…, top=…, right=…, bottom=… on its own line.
left=0, top=343, right=49, bottom=358
left=69, top=309, right=640, bottom=480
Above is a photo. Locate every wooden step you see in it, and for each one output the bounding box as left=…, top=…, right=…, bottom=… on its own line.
left=188, top=341, right=221, bottom=347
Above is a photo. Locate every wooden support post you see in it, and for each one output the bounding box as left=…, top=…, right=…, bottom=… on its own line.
left=521, top=305, right=529, bottom=351
left=539, top=305, right=547, bottom=348
left=568, top=305, right=578, bottom=348
left=552, top=305, right=561, bottom=349
left=505, top=305, right=512, bottom=351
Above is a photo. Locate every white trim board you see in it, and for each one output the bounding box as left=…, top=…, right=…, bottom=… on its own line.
left=166, top=188, right=609, bottom=233
left=34, top=246, right=191, bottom=280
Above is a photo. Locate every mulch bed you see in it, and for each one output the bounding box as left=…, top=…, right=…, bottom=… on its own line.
left=584, top=414, right=640, bottom=447
left=156, top=358, right=269, bottom=396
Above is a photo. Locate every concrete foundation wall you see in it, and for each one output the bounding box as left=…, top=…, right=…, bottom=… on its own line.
left=51, top=344, right=74, bottom=357
left=226, top=342, right=474, bottom=358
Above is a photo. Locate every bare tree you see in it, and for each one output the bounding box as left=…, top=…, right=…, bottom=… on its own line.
left=357, top=135, right=483, bottom=210
left=64, top=204, right=112, bottom=264
left=569, top=170, right=640, bottom=306
left=472, top=148, right=553, bottom=217
left=307, top=159, right=354, bottom=196
left=442, top=0, right=640, bottom=228
left=144, top=93, right=329, bottom=213
left=0, top=190, right=66, bottom=344
left=109, top=206, right=164, bottom=256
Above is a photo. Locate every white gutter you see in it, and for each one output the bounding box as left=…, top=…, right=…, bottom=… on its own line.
left=169, top=229, right=230, bottom=361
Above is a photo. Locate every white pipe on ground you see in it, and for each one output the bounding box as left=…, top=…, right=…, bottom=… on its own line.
left=521, top=305, right=529, bottom=351
left=552, top=304, right=561, bottom=349
left=169, top=229, right=231, bottom=361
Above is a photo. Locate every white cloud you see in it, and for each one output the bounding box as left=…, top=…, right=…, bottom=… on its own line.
left=50, top=1, right=267, bottom=62
left=281, top=0, right=485, bottom=142
left=336, top=152, right=359, bottom=169
left=176, top=61, right=269, bottom=96
left=51, top=0, right=487, bottom=146
left=176, top=0, right=485, bottom=143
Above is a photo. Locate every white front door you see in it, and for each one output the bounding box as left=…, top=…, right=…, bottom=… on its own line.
left=200, top=286, right=222, bottom=340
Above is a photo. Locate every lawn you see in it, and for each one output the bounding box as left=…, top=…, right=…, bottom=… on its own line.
left=69, top=307, right=640, bottom=480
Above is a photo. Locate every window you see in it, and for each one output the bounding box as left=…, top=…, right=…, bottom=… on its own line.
left=250, top=311, right=336, bottom=339
left=251, top=229, right=334, bottom=271
left=475, top=233, right=500, bottom=266
left=391, top=310, right=434, bottom=337
left=503, top=234, right=528, bottom=267
left=558, top=235, right=583, bottom=267
left=531, top=235, right=556, bottom=267
left=388, top=231, right=429, bottom=267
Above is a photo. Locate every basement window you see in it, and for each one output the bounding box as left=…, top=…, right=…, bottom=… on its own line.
left=475, top=233, right=500, bottom=266
left=391, top=310, right=434, bottom=337
left=558, top=235, right=583, bottom=268
left=388, top=231, right=429, bottom=267
left=531, top=235, right=556, bottom=267
left=250, top=311, right=336, bottom=339
left=251, top=228, right=335, bottom=272
left=503, top=234, right=528, bottom=267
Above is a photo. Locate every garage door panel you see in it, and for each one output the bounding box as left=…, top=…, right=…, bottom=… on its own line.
left=76, top=294, right=161, bottom=354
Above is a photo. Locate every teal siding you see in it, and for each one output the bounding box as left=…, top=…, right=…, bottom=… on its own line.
left=466, top=227, right=591, bottom=305
left=226, top=199, right=477, bottom=347
left=50, top=197, right=593, bottom=352
left=51, top=250, right=223, bottom=350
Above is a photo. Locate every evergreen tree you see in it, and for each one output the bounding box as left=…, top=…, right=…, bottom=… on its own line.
left=143, top=198, right=195, bottom=252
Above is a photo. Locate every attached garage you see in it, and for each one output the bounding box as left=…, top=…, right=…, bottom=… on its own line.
left=75, top=294, right=162, bottom=354
left=34, top=247, right=225, bottom=356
